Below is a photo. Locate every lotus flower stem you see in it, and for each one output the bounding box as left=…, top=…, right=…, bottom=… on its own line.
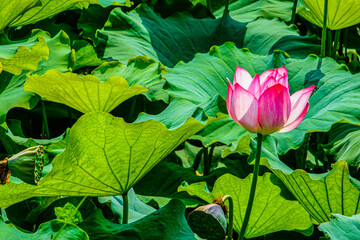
left=222, top=195, right=234, bottom=240
left=332, top=30, right=341, bottom=59
left=41, top=100, right=50, bottom=139
left=320, top=0, right=328, bottom=58
left=238, top=134, right=263, bottom=240
left=123, top=191, right=129, bottom=224
left=53, top=196, right=87, bottom=240
left=291, top=0, right=298, bottom=24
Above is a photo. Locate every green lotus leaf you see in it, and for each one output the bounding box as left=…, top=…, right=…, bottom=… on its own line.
left=24, top=69, right=147, bottom=113
left=97, top=4, right=319, bottom=68
left=77, top=5, right=114, bottom=42
left=71, top=40, right=104, bottom=71
left=0, top=34, right=49, bottom=75
left=0, top=29, right=72, bottom=76
left=260, top=143, right=360, bottom=225
left=98, top=188, right=156, bottom=223
left=0, top=0, right=38, bottom=31
left=92, top=56, right=167, bottom=102
left=4, top=126, right=69, bottom=149
left=96, top=0, right=131, bottom=7
left=34, top=30, right=73, bottom=74
left=0, top=216, right=89, bottom=240
left=2, top=120, right=69, bottom=157
left=7, top=0, right=130, bottom=29
left=320, top=122, right=360, bottom=169
left=0, top=110, right=218, bottom=208
left=319, top=213, right=360, bottom=240
left=243, top=18, right=320, bottom=58
left=213, top=0, right=294, bottom=22
left=0, top=29, right=72, bottom=75
left=136, top=97, right=227, bottom=130
left=0, top=71, right=39, bottom=124
left=165, top=42, right=360, bottom=154
left=79, top=199, right=195, bottom=240
left=179, top=173, right=313, bottom=238
left=298, top=0, right=360, bottom=30
left=0, top=30, right=72, bottom=123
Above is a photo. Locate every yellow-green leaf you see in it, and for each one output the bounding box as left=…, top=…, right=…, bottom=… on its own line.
left=9, top=0, right=131, bottom=28
left=0, top=0, right=38, bottom=31
left=0, top=36, right=49, bottom=75
left=0, top=111, right=218, bottom=208
left=263, top=159, right=360, bottom=224
left=24, top=69, right=147, bottom=113
left=298, top=0, right=360, bottom=30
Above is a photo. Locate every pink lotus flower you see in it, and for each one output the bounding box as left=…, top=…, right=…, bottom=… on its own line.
left=227, top=66, right=315, bottom=135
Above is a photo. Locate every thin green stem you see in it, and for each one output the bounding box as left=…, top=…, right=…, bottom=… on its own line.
left=238, top=134, right=263, bottom=240
left=53, top=196, right=87, bottom=240
left=193, top=148, right=204, bottom=171
left=327, top=29, right=332, bottom=57
left=222, top=195, right=234, bottom=240
left=208, top=143, right=216, bottom=163
left=224, top=0, right=230, bottom=12
left=207, top=0, right=212, bottom=12
left=128, top=97, right=137, bottom=122
left=291, top=0, right=298, bottom=24
left=320, top=0, right=328, bottom=58
left=332, top=29, right=341, bottom=59
left=344, top=28, right=349, bottom=58
left=203, top=147, right=210, bottom=176
left=41, top=100, right=50, bottom=139
left=123, top=191, right=129, bottom=224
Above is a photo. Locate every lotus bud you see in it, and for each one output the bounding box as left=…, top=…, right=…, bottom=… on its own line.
left=187, top=203, right=227, bottom=240
left=3, top=146, right=45, bottom=185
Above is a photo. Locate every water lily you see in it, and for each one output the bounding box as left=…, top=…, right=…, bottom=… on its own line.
left=298, top=0, right=360, bottom=30
left=227, top=66, right=315, bottom=135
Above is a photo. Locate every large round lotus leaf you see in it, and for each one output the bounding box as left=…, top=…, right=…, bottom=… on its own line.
left=25, top=69, right=147, bottom=113
left=0, top=111, right=218, bottom=208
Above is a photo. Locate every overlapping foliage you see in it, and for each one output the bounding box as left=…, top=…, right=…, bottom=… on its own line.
left=1, top=0, right=360, bottom=239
